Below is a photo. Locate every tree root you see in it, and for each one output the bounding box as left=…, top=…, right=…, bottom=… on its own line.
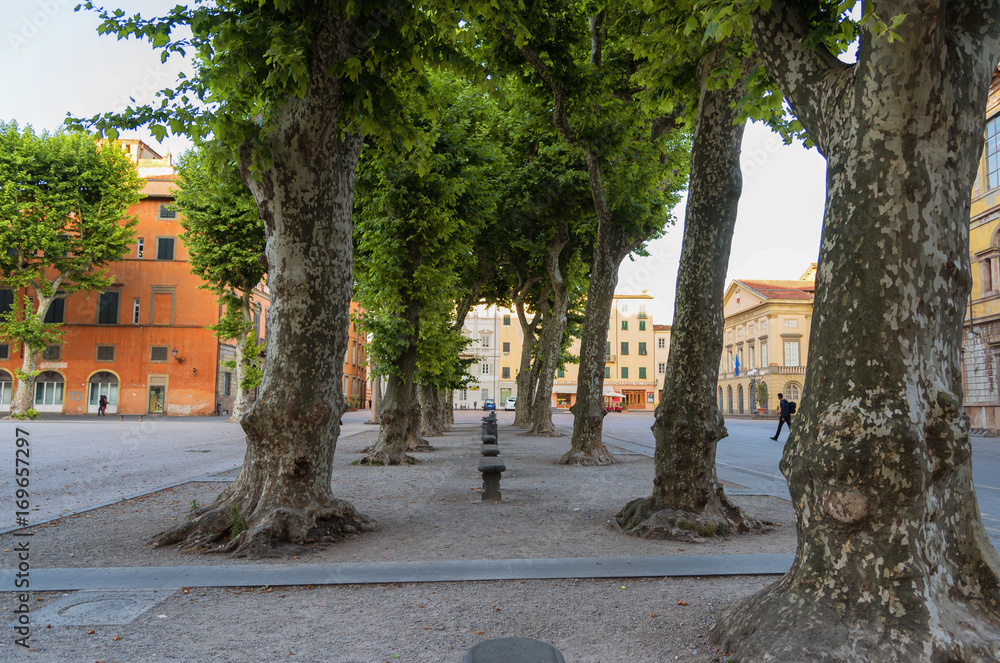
left=615, top=496, right=766, bottom=541
left=150, top=497, right=375, bottom=559
left=356, top=451, right=419, bottom=466
left=525, top=423, right=562, bottom=437
left=558, top=448, right=617, bottom=466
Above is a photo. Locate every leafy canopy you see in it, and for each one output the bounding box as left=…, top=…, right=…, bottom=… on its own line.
left=0, top=122, right=143, bottom=350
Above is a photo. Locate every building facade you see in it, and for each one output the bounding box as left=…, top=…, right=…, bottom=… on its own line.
left=0, top=139, right=365, bottom=416
left=717, top=265, right=815, bottom=415
left=962, top=70, right=1000, bottom=432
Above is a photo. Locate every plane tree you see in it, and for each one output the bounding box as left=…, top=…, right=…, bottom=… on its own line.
left=354, top=72, right=501, bottom=464
left=74, top=0, right=459, bottom=555
left=174, top=145, right=266, bottom=423
left=473, top=1, right=689, bottom=461
left=0, top=124, right=142, bottom=418
left=707, top=1, right=1000, bottom=660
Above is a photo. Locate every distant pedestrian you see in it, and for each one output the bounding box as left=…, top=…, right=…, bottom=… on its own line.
left=98, top=395, right=108, bottom=416
left=367, top=398, right=372, bottom=409
left=770, top=393, right=790, bottom=441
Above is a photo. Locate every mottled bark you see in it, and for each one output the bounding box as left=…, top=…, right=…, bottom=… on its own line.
left=712, top=3, right=1000, bottom=660
left=227, top=289, right=254, bottom=423
left=406, top=382, right=434, bottom=450
left=617, top=47, right=757, bottom=535
left=528, top=224, right=571, bottom=437
left=364, top=371, right=412, bottom=464
left=513, top=278, right=544, bottom=428
left=150, top=7, right=375, bottom=557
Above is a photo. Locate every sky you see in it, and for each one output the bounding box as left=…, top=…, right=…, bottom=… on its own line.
left=0, top=0, right=829, bottom=325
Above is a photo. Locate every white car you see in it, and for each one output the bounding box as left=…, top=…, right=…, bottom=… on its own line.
left=504, top=397, right=517, bottom=411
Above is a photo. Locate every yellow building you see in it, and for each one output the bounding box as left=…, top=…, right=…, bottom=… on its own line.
left=962, top=69, right=1000, bottom=432
left=718, top=265, right=815, bottom=415
left=552, top=294, right=659, bottom=411
left=653, top=324, right=672, bottom=402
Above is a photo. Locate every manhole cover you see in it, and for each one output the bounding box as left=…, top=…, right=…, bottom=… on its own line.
left=18, top=590, right=176, bottom=626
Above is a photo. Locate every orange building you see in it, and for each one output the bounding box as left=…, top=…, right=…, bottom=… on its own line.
left=0, top=139, right=364, bottom=416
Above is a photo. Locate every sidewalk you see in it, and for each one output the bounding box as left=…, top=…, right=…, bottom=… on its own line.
left=0, top=421, right=796, bottom=662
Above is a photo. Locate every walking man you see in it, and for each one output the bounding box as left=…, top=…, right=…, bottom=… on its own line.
left=770, top=392, right=791, bottom=441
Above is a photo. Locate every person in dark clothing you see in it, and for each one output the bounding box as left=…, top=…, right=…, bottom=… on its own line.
left=98, top=395, right=108, bottom=416
left=770, top=393, right=791, bottom=441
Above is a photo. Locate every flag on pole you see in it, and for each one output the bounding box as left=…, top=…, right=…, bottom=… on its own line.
left=734, top=354, right=740, bottom=377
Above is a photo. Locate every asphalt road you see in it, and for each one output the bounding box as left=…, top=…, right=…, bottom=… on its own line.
left=2, top=408, right=997, bottom=548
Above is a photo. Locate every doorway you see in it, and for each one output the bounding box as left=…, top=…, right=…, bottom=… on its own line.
left=148, top=385, right=166, bottom=414
left=88, top=372, right=119, bottom=414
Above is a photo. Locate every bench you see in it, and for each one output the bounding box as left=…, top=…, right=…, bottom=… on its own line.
left=477, top=456, right=506, bottom=502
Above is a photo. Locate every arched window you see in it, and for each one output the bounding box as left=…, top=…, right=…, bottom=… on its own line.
left=727, top=386, right=733, bottom=414
left=718, top=387, right=723, bottom=411
left=738, top=385, right=744, bottom=414
left=0, top=370, right=11, bottom=410
left=33, top=371, right=64, bottom=412
left=88, top=371, right=119, bottom=414
left=784, top=382, right=802, bottom=402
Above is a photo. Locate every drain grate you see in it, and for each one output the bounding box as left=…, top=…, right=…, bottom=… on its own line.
left=18, top=590, right=176, bottom=626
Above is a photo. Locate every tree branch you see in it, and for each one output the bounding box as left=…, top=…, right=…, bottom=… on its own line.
left=494, top=21, right=578, bottom=146
left=752, top=0, right=853, bottom=155
left=589, top=10, right=605, bottom=69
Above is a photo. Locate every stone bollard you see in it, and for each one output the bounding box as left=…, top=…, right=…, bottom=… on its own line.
left=464, top=637, right=565, bottom=663
left=477, top=457, right=506, bottom=502
left=480, top=443, right=500, bottom=457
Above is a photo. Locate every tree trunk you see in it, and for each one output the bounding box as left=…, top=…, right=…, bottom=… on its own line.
left=150, top=7, right=374, bottom=557
left=561, top=213, right=631, bottom=465
left=712, top=4, right=1000, bottom=660
left=9, top=345, right=38, bottom=417
left=617, top=47, right=758, bottom=536
left=365, top=371, right=412, bottom=464
left=227, top=292, right=253, bottom=423
left=406, top=382, right=434, bottom=451
left=513, top=285, right=543, bottom=428
left=528, top=224, right=570, bottom=437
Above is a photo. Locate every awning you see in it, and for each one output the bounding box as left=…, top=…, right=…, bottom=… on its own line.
left=553, top=385, right=578, bottom=394
left=602, top=386, right=625, bottom=398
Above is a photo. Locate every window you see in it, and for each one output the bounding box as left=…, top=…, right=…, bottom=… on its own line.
left=133, top=298, right=141, bottom=324
left=556, top=368, right=564, bottom=378
left=658, top=362, right=666, bottom=374
left=638, top=342, right=647, bottom=356
left=783, top=318, right=799, bottom=328
left=482, top=335, right=490, bottom=348
left=604, top=367, right=611, bottom=379
left=784, top=340, right=800, bottom=366
left=158, top=203, right=177, bottom=219
left=97, top=291, right=120, bottom=324
left=621, top=342, right=629, bottom=355
left=0, top=345, right=7, bottom=360
left=156, top=237, right=175, bottom=260
left=481, top=362, right=490, bottom=375
left=621, top=321, right=628, bottom=330
left=983, top=258, right=995, bottom=295
left=0, top=289, right=13, bottom=315
left=502, top=341, right=510, bottom=353
left=639, top=321, right=646, bottom=331
left=987, top=114, right=1000, bottom=190
left=223, top=372, right=232, bottom=396
left=639, top=367, right=646, bottom=379
left=41, top=345, right=61, bottom=361
left=784, top=383, right=802, bottom=401
left=44, top=296, right=65, bottom=323
left=459, top=389, right=467, bottom=401
left=502, top=367, right=511, bottom=379
left=621, top=367, right=629, bottom=379
left=727, top=350, right=733, bottom=371
left=749, top=346, right=756, bottom=370
left=150, top=346, right=169, bottom=362
left=605, top=341, right=611, bottom=356
left=96, top=345, right=115, bottom=362
left=761, top=343, right=768, bottom=366
left=137, top=237, right=145, bottom=258
left=503, top=314, right=511, bottom=326
left=658, top=337, right=666, bottom=349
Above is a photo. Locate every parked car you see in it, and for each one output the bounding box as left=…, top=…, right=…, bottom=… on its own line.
left=504, top=397, right=517, bottom=411
left=482, top=398, right=496, bottom=411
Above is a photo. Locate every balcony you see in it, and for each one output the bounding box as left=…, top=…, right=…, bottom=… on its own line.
left=605, top=354, right=616, bottom=363
left=637, top=312, right=647, bottom=319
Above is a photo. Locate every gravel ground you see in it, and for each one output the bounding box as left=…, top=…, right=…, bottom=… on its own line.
left=0, top=422, right=796, bottom=661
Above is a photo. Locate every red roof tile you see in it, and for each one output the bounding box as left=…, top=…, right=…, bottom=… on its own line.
left=738, top=280, right=815, bottom=301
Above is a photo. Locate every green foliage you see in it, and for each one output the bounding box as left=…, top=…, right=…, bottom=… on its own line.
left=228, top=505, right=247, bottom=539
left=71, top=1, right=465, bottom=169
left=190, top=499, right=201, bottom=513
left=757, top=381, right=768, bottom=405
left=10, top=408, right=39, bottom=420
left=354, top=71, right=503, bottom=391
left=0, top=123, right=143, bottom=350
